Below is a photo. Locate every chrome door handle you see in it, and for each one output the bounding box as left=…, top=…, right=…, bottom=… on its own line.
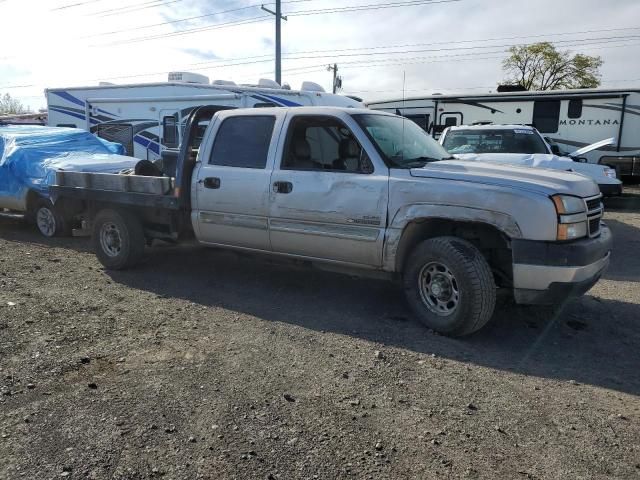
left=273, top=181, right=293, bottom=194
left=203, top=177, right=221, bottom=189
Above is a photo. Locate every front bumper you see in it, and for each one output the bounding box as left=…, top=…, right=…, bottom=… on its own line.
left=511, top=225, right=612, bottom=304
left=598, top=182, right=623, bottom=197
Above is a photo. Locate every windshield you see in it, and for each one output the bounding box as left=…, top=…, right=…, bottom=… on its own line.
left=353, top=113, right=452, bottom=168
left=442, top=128, right=549, bottom=155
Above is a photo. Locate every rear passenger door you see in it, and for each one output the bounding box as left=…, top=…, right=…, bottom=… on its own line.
left=268, top=114, right=389, bottom=266
left=193, top=113, right=281, bottom=251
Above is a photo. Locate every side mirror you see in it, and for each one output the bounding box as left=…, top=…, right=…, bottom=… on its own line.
left=572, top=157, right=588, bottom=163
left=550, top=144, right=561, bottom=155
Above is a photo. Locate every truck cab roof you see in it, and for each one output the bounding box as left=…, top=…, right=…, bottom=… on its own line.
left=216, top=106, right=389, bottom=118
left=446, top=124, right=536, bottom=131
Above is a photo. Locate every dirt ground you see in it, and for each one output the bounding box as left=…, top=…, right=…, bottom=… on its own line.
left=1, top=196, right=639, bottom=479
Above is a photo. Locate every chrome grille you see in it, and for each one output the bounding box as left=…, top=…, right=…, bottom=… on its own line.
left=586, top=198, right=602, bottom=211
left=584, top=194, right=603, bottom=237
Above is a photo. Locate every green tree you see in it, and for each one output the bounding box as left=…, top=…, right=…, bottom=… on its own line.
left=0, top=93, right=28, bottom=114
left=502, top=42, right=603, bottom=90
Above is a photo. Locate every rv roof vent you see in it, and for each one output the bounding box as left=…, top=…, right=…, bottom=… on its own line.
left=301, top=81, right=325, bottom=93
left=99, top=81, right=116, bottom=86
left=258, top=78, right=281, bottom=89
left=168, top=71, right=210, bottom=84
left=212, top=79, right=237, bottom=86
left=497, top=84, right=527, bottom=92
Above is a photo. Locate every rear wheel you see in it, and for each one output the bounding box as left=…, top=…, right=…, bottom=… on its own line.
left=92, top=209, right=145, bottom=270
left=403, top=236, right=496, bottom=336
left=33, top=198, right=70, bottom=237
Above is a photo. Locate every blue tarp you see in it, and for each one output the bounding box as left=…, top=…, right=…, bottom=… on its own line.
left=0, top=125, right=139, bottom=208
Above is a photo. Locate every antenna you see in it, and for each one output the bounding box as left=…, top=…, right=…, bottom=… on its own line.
left=402, top=71, right=406, bottom=107
left=401, top=71, right=406, bottom=163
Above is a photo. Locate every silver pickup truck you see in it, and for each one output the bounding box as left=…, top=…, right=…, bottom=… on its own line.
left=51, top=106, right=612, bottom=336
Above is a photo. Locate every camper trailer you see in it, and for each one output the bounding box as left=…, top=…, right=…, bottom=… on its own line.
left=46, top=72, right=361, bottom=161
left=367, top=88, right=640, bottom=179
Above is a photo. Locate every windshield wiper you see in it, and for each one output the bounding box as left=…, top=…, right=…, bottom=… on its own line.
left=401, top=156, right=448, bottom=167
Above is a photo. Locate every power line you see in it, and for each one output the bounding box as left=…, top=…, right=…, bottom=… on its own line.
left=279, top=27, right=640, bottom=58
left=82, top=3, right=262, bottom=38
left=91, top=0, right=467, bottom=46
left=287, top=0, right=463, bottom=16
left=50, top=0, right=109, bottom=11
left=92, top=16, right=272, bottom=47
left=76, top=0, right=315, bottom=38
left=3, top=37, right=640, bottom=91
left=92, top=0, right=186, bottom=16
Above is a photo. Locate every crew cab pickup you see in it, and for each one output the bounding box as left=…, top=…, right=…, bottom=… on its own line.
left=50, top=106, right=612, bottom=336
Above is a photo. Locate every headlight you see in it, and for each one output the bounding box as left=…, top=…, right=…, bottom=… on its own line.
left=557, top=222, right=588, bottom=241
left=551, top=195, right=587, bottom=240
left=604, top=168, right=617, bottom=179
left=551, top=195, right=586, bottom=214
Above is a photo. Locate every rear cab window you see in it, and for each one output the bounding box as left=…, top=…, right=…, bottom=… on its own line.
left=210, top=116, right=276, bottom=168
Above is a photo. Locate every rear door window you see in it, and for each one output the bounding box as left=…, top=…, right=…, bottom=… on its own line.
left=209, top=116, right=275, bottom=169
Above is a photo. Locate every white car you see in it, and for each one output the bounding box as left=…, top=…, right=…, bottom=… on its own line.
left=439, top=124, right=623, bottom=196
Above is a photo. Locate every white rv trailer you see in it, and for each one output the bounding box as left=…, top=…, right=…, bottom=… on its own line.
left=46, top=72, right=362, bottom=161
left=367, top=88, right=640, bottom=178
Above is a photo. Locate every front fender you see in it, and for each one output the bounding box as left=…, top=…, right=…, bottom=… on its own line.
left=382, top=204, right=522, bottom=272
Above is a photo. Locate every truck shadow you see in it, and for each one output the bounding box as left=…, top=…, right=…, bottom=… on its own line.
left=105, top=243, right=640, bottom=397
left=0, top=215, right=94, bottom=253
left=604, top=189, right=640, bottom=212
left=602, top=219, right=640, bottom=283
left=2, top=213, right=639, bottom=397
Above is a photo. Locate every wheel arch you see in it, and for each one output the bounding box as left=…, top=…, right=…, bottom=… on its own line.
left=385, top=207, right=520, bottom=288
left=25, top=189, right=43, bottom=218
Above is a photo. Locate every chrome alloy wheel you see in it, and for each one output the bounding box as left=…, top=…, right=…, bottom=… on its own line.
left=36, top=207, right=56, bottom=237
left=99, top=222, right=123, bottom=257
left=418, top=262, right=460, bottom=316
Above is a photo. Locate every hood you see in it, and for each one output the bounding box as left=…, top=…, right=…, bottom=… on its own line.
left=452, top=152, right=620, bottom=185
left=454, top=152, right=568, bottom=167
left=569, top=137, right=615, bottom=157
left=411, top=160, right=600, bottom=197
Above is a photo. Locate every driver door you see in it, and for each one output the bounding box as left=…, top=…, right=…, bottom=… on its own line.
left=268, top=113, right=389, bottom=266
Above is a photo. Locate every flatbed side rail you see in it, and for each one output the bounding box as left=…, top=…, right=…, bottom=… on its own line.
left=56, top=171, right=172, bottom=195
left=50, top=185, right=180, bottom=210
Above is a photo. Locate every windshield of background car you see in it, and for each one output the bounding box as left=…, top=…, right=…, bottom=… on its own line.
left=353, top=113, right=452, bottom=168
left=442, top=129, right=549, bottom=155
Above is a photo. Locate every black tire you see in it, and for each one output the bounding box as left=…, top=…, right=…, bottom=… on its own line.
left=33, top=198, right=71, bottom=237
left=403, top=236, right=496, bottom=336
left=92, top=209, right=145, bottom=270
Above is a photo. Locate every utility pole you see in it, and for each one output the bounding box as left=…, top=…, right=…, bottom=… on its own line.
left=261, top=1, right=287, bottom=85
left=327, top=63, right=342, bottom=93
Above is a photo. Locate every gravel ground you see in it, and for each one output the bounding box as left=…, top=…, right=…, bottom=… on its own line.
left=0, top=200, right=639, bottom=479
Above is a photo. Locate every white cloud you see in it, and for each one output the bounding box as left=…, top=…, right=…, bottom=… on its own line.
left=1, top=0, right=639, bottom=111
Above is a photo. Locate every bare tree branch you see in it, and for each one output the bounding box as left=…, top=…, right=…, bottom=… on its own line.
left=501, top=43, right=602, bottom=90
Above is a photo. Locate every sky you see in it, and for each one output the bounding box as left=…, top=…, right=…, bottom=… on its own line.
left=1, top=0, right=640, bottom=111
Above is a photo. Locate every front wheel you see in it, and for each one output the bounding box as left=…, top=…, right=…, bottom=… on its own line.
left=403, top=237, right=496, bottom=336
left=92, top=209, right=145, bottom=270
left=33, top=198, right=70, bottom=237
